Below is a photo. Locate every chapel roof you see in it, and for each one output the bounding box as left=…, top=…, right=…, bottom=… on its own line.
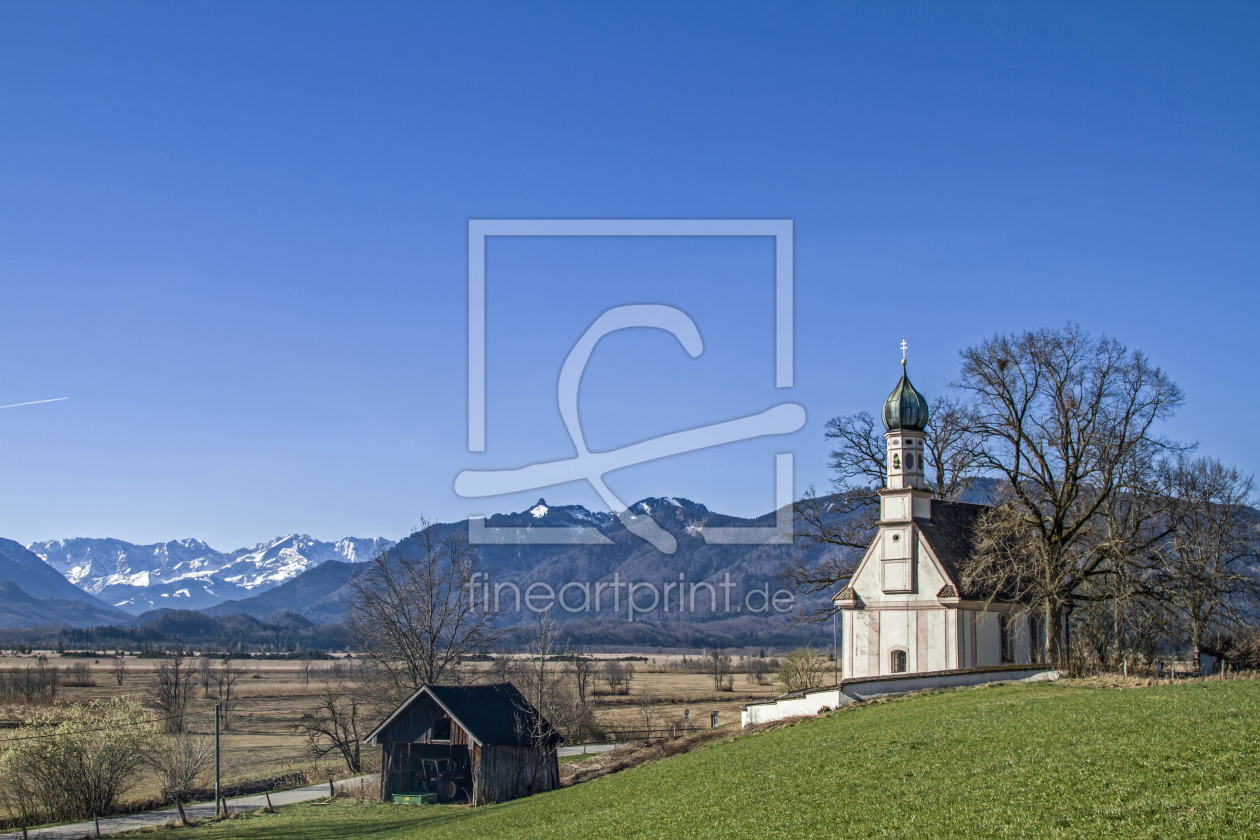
left=915, top=500, right=990, bottom=599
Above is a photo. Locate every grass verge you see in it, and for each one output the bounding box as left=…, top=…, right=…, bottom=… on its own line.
left=128, top=678, right=1260, bottom=839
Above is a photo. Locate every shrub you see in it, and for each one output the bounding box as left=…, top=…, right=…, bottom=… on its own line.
left=0, top=698, right=160, bottom=824
left=775, top=647, right=830, bottom=693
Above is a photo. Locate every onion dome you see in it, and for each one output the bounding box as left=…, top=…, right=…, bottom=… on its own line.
left=882, top=366, right=930, bottom=432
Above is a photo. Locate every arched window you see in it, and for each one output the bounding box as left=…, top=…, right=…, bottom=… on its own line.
left=890, top=649, right=907, bottom=674
left=1029, top=615, right=1044, bottom=663
left=892, top=454, right=901, bottom=469
left=906, top=453, right=915, bottom=470
left=999, top=614, right=1013, bottom=663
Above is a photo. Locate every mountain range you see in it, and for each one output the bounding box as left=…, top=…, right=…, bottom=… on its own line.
left=27, top=534, right=393, bottom=613
left=0, top=496, right=853, bottom=646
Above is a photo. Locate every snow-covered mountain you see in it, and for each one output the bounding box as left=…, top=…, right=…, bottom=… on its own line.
left=28, top=535, right=393, bottom=615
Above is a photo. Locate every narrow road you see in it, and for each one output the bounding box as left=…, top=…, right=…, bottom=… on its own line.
left=2, top=776, right=374, bottom=840
left=558, top=742, right=623, bottom=757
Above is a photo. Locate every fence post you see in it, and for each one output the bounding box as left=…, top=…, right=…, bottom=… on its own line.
left=93, top=809, right=101, bottom=838
left=266, top=793, right=273, bottom=810
left=329, top=778, right=335, bottom=798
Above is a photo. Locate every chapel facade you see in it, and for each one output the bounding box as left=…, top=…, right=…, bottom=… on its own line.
left=835, top=356, right=1044, bottom=679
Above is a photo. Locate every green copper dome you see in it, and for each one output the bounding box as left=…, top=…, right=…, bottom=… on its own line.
left=882, top=367, right=930, bottom=432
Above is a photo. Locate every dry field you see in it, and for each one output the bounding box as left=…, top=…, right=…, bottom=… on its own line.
left=0, top=653, right=372, bottom=804
left=0, top=650, right=795, bottom=806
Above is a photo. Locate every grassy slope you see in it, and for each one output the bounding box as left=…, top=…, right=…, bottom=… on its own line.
left=171, top=679, right=1260, bottom=840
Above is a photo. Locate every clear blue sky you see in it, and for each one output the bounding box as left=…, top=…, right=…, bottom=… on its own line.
left=1, top=1, right=1256, bottom=550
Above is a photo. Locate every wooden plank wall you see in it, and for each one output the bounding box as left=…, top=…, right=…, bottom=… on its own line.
left=472, top=745, right=559, bottom=805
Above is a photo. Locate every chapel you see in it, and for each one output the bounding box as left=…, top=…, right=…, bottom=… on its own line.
left=834, top=352, right=1044, bottom=678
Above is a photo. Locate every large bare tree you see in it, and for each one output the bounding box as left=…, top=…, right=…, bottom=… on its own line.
left=1143, top=458, right=1259, bottom=669
left=959, top=325, right=1184, bottom=663
left=345, top=519, right=502, bottom=700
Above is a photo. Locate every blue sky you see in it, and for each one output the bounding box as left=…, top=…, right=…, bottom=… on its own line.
left=0, top=1, right=1256, bottom=549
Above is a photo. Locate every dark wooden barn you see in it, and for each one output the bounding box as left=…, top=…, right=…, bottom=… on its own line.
left=365, top=683, right=562, bottom=805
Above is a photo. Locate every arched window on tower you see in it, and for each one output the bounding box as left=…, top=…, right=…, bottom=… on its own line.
left=906, top=453, right=915, bottom=470
left=890, top=649, right=907, bottom=674
left=892, top=454, right=901, bottom=469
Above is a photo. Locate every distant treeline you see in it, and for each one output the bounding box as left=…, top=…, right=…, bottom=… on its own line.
left=3, top=609, right=348, bottom=653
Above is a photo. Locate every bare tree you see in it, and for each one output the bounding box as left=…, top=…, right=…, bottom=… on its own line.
left=959, top=325, right=1185, bottom=663
left=779, top=487, right=877, bottom=622
left=924, top=395, right=983, bottom=501
left=503, top=611, right=569, bottom=804
left=209, top=660, right=244, bottom=731
left=345, top=520, right=502, bottom=701
left=295, top=683, right=366, bottom=775
left=572, top=655, right=596, bottom=706
left=1145, top=458, right=1260, bottom=669
left=147, top=653, right=196, bottom=733
left=708, top=649, right=732, bottom=691
left=197, top=655, right=213, bottom=694
left=823, top=411, right=887, bottom=489
left=112, top=655, right=127, bottom=687
left=508, top=611, right=589, bottom=741
left=298, top=652, right=315, bottom=686
left=637, top=687, right=660, bottom=732
left=151, top=732, right=214, bottom=805
left=743, top=655, right=771, bottom=686
left=600, top=660, right=635, bottom=696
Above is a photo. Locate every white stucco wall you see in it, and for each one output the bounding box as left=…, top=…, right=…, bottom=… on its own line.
left=741, top=688, right=841, bottom=727
left=740, top=668, right=1060, bottom=727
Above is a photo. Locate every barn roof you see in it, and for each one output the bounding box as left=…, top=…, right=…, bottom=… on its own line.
left=366, top=682, right=562, bottom=748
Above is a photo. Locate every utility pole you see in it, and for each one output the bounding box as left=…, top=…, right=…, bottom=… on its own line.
left=214, top=703, right=221, bottom=816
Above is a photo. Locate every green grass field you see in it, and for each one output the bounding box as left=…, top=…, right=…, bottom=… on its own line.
left=158, top=678, right=1260, bottom=839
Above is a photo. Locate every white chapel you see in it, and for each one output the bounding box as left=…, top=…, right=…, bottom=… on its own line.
left=834, top=355, right=1044, bottom=679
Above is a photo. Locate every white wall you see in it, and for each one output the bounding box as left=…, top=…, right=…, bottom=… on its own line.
left=742, top=688, right=841, bottom=727
left=740, top=668, right=1059, bottom=728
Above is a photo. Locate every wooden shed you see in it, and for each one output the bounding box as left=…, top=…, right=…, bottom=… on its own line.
left=365, top=682, right=562, bottom=805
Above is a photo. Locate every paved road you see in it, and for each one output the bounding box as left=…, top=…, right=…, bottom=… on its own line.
left=558, top=742, right=623, bottom=757
left=2, top=776, right=374, bottom=840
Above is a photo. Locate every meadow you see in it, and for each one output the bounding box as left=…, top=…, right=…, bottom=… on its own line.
left=121, top=676, right=1260, bottom=839
left=0, top=651, right=781, bottom=807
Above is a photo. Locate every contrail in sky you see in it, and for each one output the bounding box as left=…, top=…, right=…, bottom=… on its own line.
left=0, top=398, right=68, bottom=410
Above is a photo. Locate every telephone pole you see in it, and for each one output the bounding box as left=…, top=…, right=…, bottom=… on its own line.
left=214, top=703, right=221, bottom=816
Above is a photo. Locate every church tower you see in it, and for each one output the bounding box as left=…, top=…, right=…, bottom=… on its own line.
left=879, top=342, right=933, bottom=525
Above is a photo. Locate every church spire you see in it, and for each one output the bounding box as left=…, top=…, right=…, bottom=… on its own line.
left=883, top=345, right=929, bottom=491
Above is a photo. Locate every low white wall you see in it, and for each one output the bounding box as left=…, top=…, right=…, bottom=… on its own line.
left=841, top=667, right=1057, bottom=704
left=739, top=667, right=1058, bottom=728
left=741, top=688, right=841, bottom=728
